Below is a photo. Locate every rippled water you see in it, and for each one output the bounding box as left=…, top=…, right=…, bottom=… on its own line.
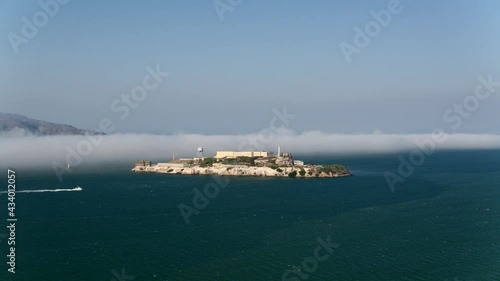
left=2, top=150, right=499, bottom=280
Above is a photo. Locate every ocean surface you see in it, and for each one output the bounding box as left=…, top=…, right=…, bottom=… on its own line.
left=1, top=150, right=499, bottom=281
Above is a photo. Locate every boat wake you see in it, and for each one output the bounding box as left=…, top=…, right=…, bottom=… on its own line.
left=0, top=187, right=82, bottom=194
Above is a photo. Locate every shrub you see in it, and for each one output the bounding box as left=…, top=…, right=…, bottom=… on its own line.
left=288, top=171, right=297, bottom=178
left=237, top=156, right=255, bottom=165
left=269, top=164, right=279, bottom=170
left=221, top=156, right=256, bottom=166
left=299, top=169, right=306, bottom=176
left=276, top=168, right=283, bottom=173
left=167, top=169, right=173, bottom=172
left=319, top=165, right=347, bottom=174
left=199, top=157, right=217, bottom=167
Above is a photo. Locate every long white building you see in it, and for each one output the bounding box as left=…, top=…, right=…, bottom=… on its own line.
left=214, top=151, right=270, bottom=159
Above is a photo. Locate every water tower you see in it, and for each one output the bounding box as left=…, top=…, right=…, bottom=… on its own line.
left=197, top=147, right=204, bottom=157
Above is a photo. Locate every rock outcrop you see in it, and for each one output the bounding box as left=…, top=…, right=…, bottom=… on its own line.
left=132, top=163, right=352, bottom=178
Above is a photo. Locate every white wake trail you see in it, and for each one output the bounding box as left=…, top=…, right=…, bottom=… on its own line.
left=0, top=187, right=82, bottom=194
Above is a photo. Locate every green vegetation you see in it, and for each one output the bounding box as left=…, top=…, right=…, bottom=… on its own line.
left=276, top=168, right=283, bottom=173
left=319, top=165, right=348, bottom=174
left=221, top=156, right=256, bottom=166
left=288, top=171, right=297, bottom=178
left=199, top=157, right=217, bottom=167
left=269, top=163, right=279, bottom=170
left=299, top=169, right=306, bottom=176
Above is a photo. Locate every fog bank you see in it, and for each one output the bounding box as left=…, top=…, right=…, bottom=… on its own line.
left=1, top=131, right=500, bottom=169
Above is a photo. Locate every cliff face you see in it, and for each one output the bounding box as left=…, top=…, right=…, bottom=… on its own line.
left=132, top=164, right=351, bottom=178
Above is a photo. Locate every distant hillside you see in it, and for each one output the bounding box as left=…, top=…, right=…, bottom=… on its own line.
left=0, top=113, right=104, bottom=136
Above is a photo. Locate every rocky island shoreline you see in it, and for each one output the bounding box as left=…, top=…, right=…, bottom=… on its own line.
left=132, top=148, right=352, bottom=178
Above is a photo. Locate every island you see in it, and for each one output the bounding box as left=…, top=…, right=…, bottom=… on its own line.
left=132, top=148, right=352, bottom=178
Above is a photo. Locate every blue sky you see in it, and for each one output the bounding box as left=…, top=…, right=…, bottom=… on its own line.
left=1, top=0, right=499, bottom=134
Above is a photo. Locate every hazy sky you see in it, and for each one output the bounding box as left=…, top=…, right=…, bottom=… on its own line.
left=1, top=0, right=500, bottom=134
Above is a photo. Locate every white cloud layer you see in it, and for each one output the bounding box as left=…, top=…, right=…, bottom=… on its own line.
left=1, top=130, right=500, bottom=169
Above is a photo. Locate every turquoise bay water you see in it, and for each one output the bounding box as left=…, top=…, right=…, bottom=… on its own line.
left=1, top=150, right=499, bottom=280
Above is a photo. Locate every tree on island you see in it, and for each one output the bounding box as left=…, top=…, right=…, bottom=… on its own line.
left=299, top=169, right=306, bottom=177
